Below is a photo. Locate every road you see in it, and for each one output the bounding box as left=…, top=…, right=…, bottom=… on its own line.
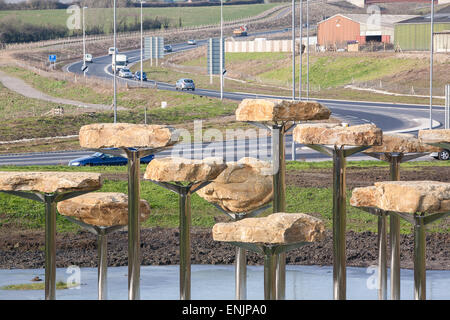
left=3, top=29, right=443, bottom=166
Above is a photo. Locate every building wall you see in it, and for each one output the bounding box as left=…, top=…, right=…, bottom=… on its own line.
left=435, top=32, right=450, bottom=52
left=317, top=15, right=361, bottom=47
left=395, top=23, right=450, bottom=50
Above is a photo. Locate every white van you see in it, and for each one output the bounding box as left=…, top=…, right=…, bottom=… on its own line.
left=112, top=54, right=128, bottom=71
left=108, top=47, right=118, bottom=55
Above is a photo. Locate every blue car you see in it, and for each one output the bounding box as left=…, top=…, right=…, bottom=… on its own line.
left=134, top=71, right=147, bottom=81
left=69, top=151, right=154, bottom=166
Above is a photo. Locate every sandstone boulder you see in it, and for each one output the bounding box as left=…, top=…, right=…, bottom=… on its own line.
left=419, top=129, right=450, bottom=144
left=0, top=172, right=102, bottom=194
left=212, top=212, right=325, bottom=244
left=365, top=133, right=440, bottom=153
left=293, top=123, right=383, bottom=146
left=79, top=123, right=179, bottom=149
left=143, top=157, right=226, bottom=182
left=197, top=157, right=273, bottom=213
left=57, top=192, right=150, bottom=227
left=350, top=181, right=450, bottom=214
left=235, top=99, right=331, bottom=122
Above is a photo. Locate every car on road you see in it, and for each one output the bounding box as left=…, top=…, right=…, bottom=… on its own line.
left=84, top=53, right=93, bottom=63
left=118, top=67, right=133, bottom=78
left=69, top=151, right=154, bottom=166
left=175, top=78, right=195, bottom=91
left=164, top=45, right=173, bottom=53
left=187, top=39, right=196, bottom=45
left=134, top=71, right=147, bottom=81
left=108, top=47, right=118, bottom=55
left=431, top=149, right=450, bottom=160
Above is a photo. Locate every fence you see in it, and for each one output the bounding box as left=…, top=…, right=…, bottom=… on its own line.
left=0, top=4, right=290, bottom=52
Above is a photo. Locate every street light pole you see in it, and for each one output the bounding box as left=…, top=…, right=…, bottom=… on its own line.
left=299, top=0, right=303, bottom=100
left=140, top=0, right=144, bottom=87
left=429, top=0, right=435, bottom=129
left=306, top=0, right=309, bottom=99
left=292, top=0, right=296, bottom=100
left=220, top=0, right=224, bottom=101
left=113, top=0, right=117, bottom=123
left=82, top=6, right=87, bottom=77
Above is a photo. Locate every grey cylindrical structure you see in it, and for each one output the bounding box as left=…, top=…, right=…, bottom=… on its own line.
left=264, top=251, right=277, bottom=300
left=377, top=212, right=387, bottom=300
left=44, top=196, right=57, bottom=300
left=127, top=151, right=141, bottom=300
left=272, top=125, right=286, bottom=300
left=113, top=0, right=117, bottom=123
left=98, top=232, right=108, bottom=300
left=179, top=190, right=192, bottom=300
left=235, top=247, right=247, bottom=300
left=291, top=0, right=296, bottom=100
left=414, top=216, right=426, bottom=300
left=389, top=156, right=401, bottom=300
left=332, top=148, right=346, bottom=300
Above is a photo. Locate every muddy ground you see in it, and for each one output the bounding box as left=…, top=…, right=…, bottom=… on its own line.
left=0, top=165, right=449, bottom=270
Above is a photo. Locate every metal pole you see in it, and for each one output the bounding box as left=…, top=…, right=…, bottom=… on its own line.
left=140, top=1, right=143, bottom=87
left=179, top=189, right=192, bottom=300
left=445, top=84, right=450, bottom=129
left=292, top=0, right=296, bottom=100
left=389, top=156, right=401, bottom=300
left=235, top=246, right=247, bottom=300
left=429, top=0, right=434, bottom=129
left=306, top=0, right=309, bottom=99
left=82, top=7, right=86, bottom=77
left=332, top=148, right=346, bottom=300
left=113, top=0, right=117, bottom=123
left=44, top=196, right=57, bottom=300
left=299, top=0, right=303, bottom=100
left=377, top=211, right=387, bottom=300
left=414, top=215, right=426, bottom=300
left=272, top=125, right=286, bottom=300
left=264, top=251, right=277, bottom=300
left=127, top=151, right=141, bottom=300
left=220, top=0, right=224, bottom=101
left=98, top=231, right=108, bottom=300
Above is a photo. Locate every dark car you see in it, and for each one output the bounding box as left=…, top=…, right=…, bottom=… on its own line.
left=134, top=71, right=147, bottom=81
left=68, top=151, right=154, bottom=166
left=163, top=45, right=173, bottom=53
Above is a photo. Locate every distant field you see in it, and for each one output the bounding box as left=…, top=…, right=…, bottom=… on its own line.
left=0, top=4, right=280, bottom=33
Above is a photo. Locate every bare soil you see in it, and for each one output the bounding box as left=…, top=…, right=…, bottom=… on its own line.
left=0, top=165, right=449, bottom=270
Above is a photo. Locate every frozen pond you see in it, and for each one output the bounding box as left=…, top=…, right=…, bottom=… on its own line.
left=0, top=265, right=449, bottom=300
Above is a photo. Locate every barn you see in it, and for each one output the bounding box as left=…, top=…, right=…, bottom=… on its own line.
left=317, top=14, right=418, bottom=49
left=394, top=6, right=450, bottom=51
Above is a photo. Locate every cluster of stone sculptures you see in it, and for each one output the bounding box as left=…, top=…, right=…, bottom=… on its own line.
left=0, top=98, right=449, bottom=301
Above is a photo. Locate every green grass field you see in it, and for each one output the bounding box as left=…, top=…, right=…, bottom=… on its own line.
left=0, top=4, right=280, bottom=33
left=1, top=161, right=448, bottom=235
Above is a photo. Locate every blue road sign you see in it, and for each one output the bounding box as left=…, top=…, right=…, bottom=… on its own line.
left=49, top=55, right=56, bottom=62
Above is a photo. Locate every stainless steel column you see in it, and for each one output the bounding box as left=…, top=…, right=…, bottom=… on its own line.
left=264, top=251, right=277, bottom=300
left=179, top=189, right=192, bottom=300
left=272, top=125, right=286, bottom=300
left=127, top=150, right=141, bottom=300
left=44, top=195, right=57, bottom=300
left=377, top=211, right=387, bottom=300
left=389, top=156, right=401, bottom=300
left=235, top=246, right=247, bottom=300
left=332, top=148, right=346, bottom=300
left=98, top=231, right=108, bottom=300
left=414, top=215, right=426, bottom=300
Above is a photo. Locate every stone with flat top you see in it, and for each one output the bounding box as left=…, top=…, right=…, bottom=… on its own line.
left=365, top=133, right=440, bottom=153
left=293, top=123, right=383, bottom=146
left=197, top=157, right=273, bottom=213
left=212, top=212, right=325, bottom=245
left=0, top=171, right=102, bottom=194
left=418, top=129, right=450, bottom=144
left=350, top=181, right=450, bottom=214
left=57, top=192, right=150, bottom=227
left=235, top=99, right=331, bottom=122
left=79, top=123, right=178, bottom=149
left=143, top=157, right=226, bottom=182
